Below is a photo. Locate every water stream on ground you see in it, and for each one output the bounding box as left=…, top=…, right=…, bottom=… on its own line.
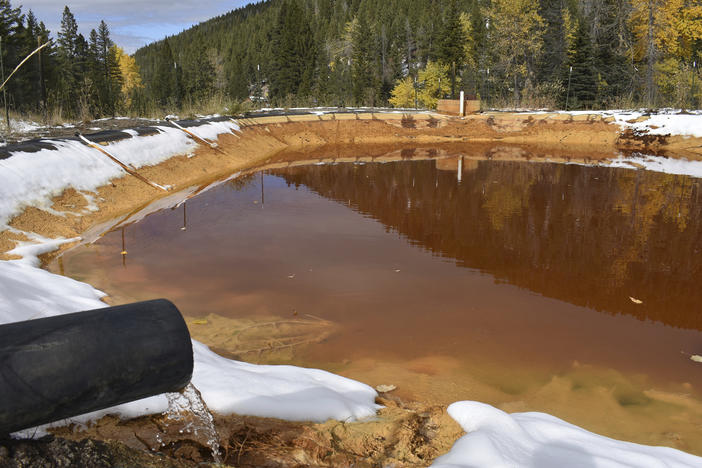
left=51, top=151, right=702, bottom=454
left=164, top=383, right=221, bottom=463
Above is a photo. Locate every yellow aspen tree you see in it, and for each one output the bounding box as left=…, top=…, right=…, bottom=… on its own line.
left=630, top=0, right=667, bottom=105
left=632, top=0, right=702, bottom=106
left=113, top=46, right=143, bottom=108
left=656, top=0, right=702, bottom=61
left=389, top=76, right=416, bottom=108
left=418, top=61, right=450, bottom=109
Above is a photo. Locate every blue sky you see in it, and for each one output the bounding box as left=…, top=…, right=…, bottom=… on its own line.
left=17, top=1, right=255, bottom=54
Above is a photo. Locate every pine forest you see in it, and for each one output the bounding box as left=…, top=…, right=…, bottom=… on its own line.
left=0, top=0, right=701, bottom=121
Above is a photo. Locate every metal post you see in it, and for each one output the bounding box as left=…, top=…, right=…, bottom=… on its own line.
left=121, top=227, right=127, bottom=267
left=565, top=66, right=573, bottom=111
left=0, top=38, right=9, bottom=133
left=486, top=68, right=490, bottom=110
left=414, top=75, right=418, bottom=109
left=693, top=61, right=697, bottom=110
left=37, top=36, right=46, bottom=122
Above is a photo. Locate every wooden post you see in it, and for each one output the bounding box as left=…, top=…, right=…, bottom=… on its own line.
left=459, top=91, right=465, bottom=116
left=37, top=36, right=46, bottom=122
left=76, top=133, right=169, bottom=192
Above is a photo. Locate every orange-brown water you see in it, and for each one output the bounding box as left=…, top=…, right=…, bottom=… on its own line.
left=52, top=156, right=702, bottom=453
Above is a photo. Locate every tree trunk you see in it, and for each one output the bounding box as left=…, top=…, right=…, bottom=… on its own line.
left=646, top=0, right=655, bottom=107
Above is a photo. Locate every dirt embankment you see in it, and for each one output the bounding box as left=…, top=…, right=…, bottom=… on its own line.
left=42, top=394, right=463, bottom=468
left=0, top=111, right=662, bottom=261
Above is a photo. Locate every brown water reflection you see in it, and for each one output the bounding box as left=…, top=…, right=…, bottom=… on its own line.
left=277, top=158, right=702, bottom=330
left=52, top=153, right=702, bottom=454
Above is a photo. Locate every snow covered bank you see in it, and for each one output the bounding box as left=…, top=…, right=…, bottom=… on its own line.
left=0, top=117, right=379, bottom=433
left=0, top=254, right=380, bottom=433
left=432, top=402, right=702, bottom=468
left=0, top=119, right=239, bottom=229
left=610, top=111, right=702, bottom=138
left=522, top=109, right=702, bottom=139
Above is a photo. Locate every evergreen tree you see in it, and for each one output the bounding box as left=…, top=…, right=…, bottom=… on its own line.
left=57, top=6, right=80, bottom=116
left=0, top=0, right=23, bottom=117
left=270, top=0, right=316, bottom=102
left=438, top=0, right=465, bottom=98
left=538, top=0, right=568, bottom=84
left=149, top=40, right=181, bottom=108
left=590, top=0, right=634, bottom=107
left=97, top=21, right=114, bottom=113
left=565, top=19, right=598, bottom=108
left=351, top=14, right=375, bottom=105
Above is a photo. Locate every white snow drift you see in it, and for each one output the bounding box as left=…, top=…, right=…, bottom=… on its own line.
left=431, top=401, right=701, bottom=468
left=0, top=120, right=238, bottom=229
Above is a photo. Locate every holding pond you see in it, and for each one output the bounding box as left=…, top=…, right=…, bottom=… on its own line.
left=53, top=153, right=702, bottom=459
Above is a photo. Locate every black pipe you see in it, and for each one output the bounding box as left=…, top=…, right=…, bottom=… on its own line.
left=0, top=299, right=193, bottom=435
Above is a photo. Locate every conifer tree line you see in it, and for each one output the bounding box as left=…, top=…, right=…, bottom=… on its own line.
left=2, top=0, right=701, bottom=119
left=0, top=2, right=139, bottom=121
left=134, top=0, right=702, bottom=111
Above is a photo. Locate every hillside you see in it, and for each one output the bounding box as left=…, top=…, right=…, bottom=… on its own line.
left=133, top=0, right=702, bottom=111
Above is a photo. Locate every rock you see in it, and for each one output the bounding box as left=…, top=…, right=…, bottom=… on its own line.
left=0, top=435, right=190, bottom=468
left=375, top=384, right=397, bottom=393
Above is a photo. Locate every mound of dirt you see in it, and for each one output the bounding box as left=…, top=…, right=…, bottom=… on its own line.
left=48, top=395, right=462, bottom=467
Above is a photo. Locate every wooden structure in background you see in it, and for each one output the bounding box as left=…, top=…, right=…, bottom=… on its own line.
left=437, top=93, right=480, bottom=116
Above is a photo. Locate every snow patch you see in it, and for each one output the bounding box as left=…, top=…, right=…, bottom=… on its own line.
left=612, top=112, right=702, bottom=138
left=0, top=120, right=239, bottom=230
left=522, top=109, right=702, bottom=138
left=608, top=154, right=702, bottom=179
left=432, top=401, right=702, bottom=468
left=9, top=119, right=44, bottom=134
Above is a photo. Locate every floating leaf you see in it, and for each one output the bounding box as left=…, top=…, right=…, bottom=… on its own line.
left=629, top=296, right=643, bottom=304
left=691, top=355, right=702, bottom=363
left=192, top=319, right=208, bottom=325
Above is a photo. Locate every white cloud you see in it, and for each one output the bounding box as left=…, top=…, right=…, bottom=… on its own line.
left=16, top=0, right=252, bottom=53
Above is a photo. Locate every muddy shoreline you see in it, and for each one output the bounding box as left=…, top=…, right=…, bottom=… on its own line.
left=2, top=112, right=702, bottom=466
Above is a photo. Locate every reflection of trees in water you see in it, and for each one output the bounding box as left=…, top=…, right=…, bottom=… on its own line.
left=274, top=159, right=702, bottom=330
left=228, top=173, right=257, bottom=191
